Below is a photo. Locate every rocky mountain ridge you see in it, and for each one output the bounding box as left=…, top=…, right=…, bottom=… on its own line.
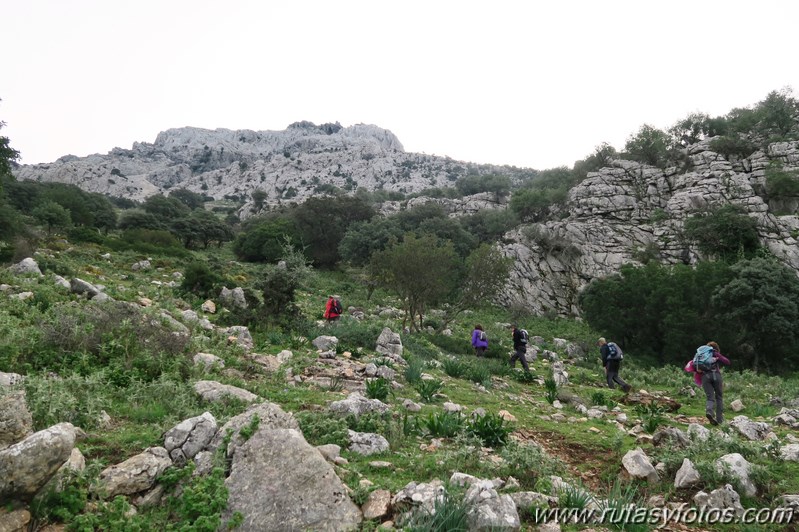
left=13, top=122, right=534, bottom=208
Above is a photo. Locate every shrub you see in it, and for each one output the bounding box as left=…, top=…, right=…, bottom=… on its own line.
left=422, top=411, right=465, bottom=438
left=67, top=226, right=105, bottom=244
left=415, top=379, right=443, bottom=402
left=295, top=411, right=349, bottom=447
left=404, top=357, right=424, bottom=384
left=405, top=488, right=469, bottom=531
left=467, top=412, right=511, bottom=448
left=544, top=378, right=558, bottom=404
left=683, top=205, right=760, bottom=260
left=181, top=260, right=223, bottom=298
left=365, top=377, right=390, bottom=401
left=635, top=403, right=666, bottom=433
left=466, top=364, right=491, bottom=387
left=442, top=357, right=467, bottom=378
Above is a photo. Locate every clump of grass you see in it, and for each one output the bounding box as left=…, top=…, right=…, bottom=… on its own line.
left=544, top=377, right=558, bottom=404
left=442, top=357, right=467, bottom=378
left=404, top=357, right=424, bottom=384
left=466, top=412, right=511, bottom=448
left=422, top=411, right=465, bottom=438
left=415, top=379, right=443, bottom=402
left=365, top=377, right=391, bottom=401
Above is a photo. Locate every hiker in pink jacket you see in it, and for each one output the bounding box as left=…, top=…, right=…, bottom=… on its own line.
left=685, top=341, right=730, bottom=425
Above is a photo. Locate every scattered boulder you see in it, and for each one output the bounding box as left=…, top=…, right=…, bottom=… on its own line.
left=508, top=491, right=556, bottom=512
left=193, top=380, right=259, bottom=404
left=730, top=399, right=744, bottom=412
left=0, top=508, right=31, bottom=531
left=316, top=444, right=341, bottom=462
left=464, top=480, right=521, bottom=531
left=674, top=458, right=701, bottom=489
left=131, top=260, right=151, bottom=271
left=551, top=361, right=568, bottom=386
left=776, top=494, right=799, bottom=515
left=696, top=484, right=744, bottom=517
left=219, top=286, right=248, bottom=309
left=652, top=427, right=690, bottom=448
left=181, top=310, right=214, bottom=330
left=192, top=353, right=225, bottom=371
left=312, top=335, right=339, bottom=351
left=223, top=428, right=362, bottom=531
left=0, top=391, right=33, bottom=450
left=70, top=278, right=101, bottom=298
left=201, top=300, right=216, bottom=313
left=376, top=328, right=403, bottom=358
left=53, top=275, right=71, bottom=289
left=392, top=480, right=445, bottom=516
left=224, top=326, right=253, bottom=350
left=621, top=448, right=659, bottom=484
left=443, top=402, right=463, bottom=413
left=730, top=416, right=771, bottom=441
left=11, top=291, right=34, bottom=301
left=402, top=399, right=422, bottom=412
left=780, top=443, right=799, bottom=461
left=0, top=422, right=77, bottom=500
left=164, top=412, right=218, bottom=464
left=8, top=257, right=42, bottom=276
left=715, top=453, right=756, bottom=497
left=97, top=447, right=172, bottom=498
left=362, top=489, right=392, bottom=521
left=329, top=392, right=389, bottom=418
left=348, top=430, right=389, bottom=456
left=208, top=401, right=298, bottom=457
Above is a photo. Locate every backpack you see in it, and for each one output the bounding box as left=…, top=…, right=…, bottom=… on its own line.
left=606, top=342, right=624, bottom=361
left=693, top=345, right=715, bottom=372
left=332, top=299, right=343, bottom=315
left=519, top=329, right=528, bottom=344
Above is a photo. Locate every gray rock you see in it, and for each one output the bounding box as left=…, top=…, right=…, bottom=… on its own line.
left=348, top=430, right=389, bottom=456
left=219, top=286, right=248, bottom=309
left=192, top=352, right=225, bottom=370
left=362, top=489, right=392, bottom=520
left=329, top=392, right=389, bottom=418
left=715, top=453, right=756, bottom=497
left=687, top=423, right=711, bottom=442
left=164, top=412, right=218, bottom=464
left=98, top=447, right=171, bottom=498
left=376, top=327, right=403, bottom=358
left=780, top=443, right=799, bottom=461
left=730, top=415, right=771, bottom=441
left=464, top=480, right=521, bottom=531
left=8, top=257, right=42, bottom=276
left=193, top=451, right=215, bottom=477
left=0, top=391, right=33, bottom=450
left=776, top=494, right=799, bottom=514
left=0, top=422, right=77, bottom=500
left=0, top=370, right=24, bottom=387
left=730, top=399, right=744, bottom=412
left=508, top=491, right=556, bottom=511
left=70, top=278, right=101, bottom=298
left=621, top=448, right=659, bottom=483
left=706, top=484, right=744, bottom=517
left=193, top=380, right=258, bottom=403
left=312, top=335, right=339, bottom=351
left=10, top=291, right=34, bottom=301
left=674, top=458, right=700, bottom=489
left=208, top=401, right=298, bottom=456
left=223, top=428, right=362, bottom=531
left=224, top=326, right=253, bottom=349
left=392, top=480, right=445, bottom=516
left=653, top=427, right=690, bottom=448
left=402, top=399, right=422, bottom=412
left=316, top=444, right=341, bottom=462
left=52, top=275, right=70, bottom=289
left=131, top=260, right=151, bottom=271
left=0, top=508, right=31, bottom=531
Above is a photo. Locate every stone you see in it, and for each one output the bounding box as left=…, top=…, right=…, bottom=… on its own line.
left=780, top=443, right=799, bottom=461
left=369, top=461, right=393, bottom=469
left=11, top=292, right=34, bottom=301
left=348, top=430, right=390, bottom=456
left=193, top=380, right=258, bottom=403
left=706, top=484, right=744, bottom=517
left=402, top=399, right=422, bottom=412
left=621, top=448, right=659, bottom=484
left=219, top=286, right=248, bottom=309
left=0, top=508, right=31, bottom=532
left=131, top=260, right=151, bottom=271
left=316, top=444, right=341, bottom=462
left=192, top=353, right=225, bottom=370
left=730, top=415, right=771, bottom=441
left=376, top=327, right=403, bottom=358
left=509, top=491, right=555, bottom=512
left=464, top=480, right=521, bottom=531
left=0, top=391, right=33, bottom=450
left=687, top=423, right=710, bottom=442
left=8, top=257, right=42, bottom=276
left=652, top=427, right=690, bottom=448
left=329, top=392, right=389, bottom=418
left=53, top=275, right=71, bottom=289
left=498, top=410, right=517, bottom=422
left=97, top=447, right=171, bottom=498
left=443, top=402, right=463, bottom=413
left=208, top=401, right=298, bottom=456
left=674, top=458, right=700, bottom=488
left=132, top=484, right=165, bottom=509
left=277, top=350, right=293, bottom=363
left=730, top=399, right=744, bottom=412
left=69, top=278, right=101, bottom=298
left=715, top=453, right=756, bottom=497
left=164, top=412, right=218, bottom=464
left=201, top=300, right=216, bottom=313
left=224, top=326, right=253, bottom=349
left=0, top=422, right=77, bottom=500
left=391, top=480, right=445, bottom=516
left=312, top=335, right=339, bottom=351
left=362, top=489, right=392, bottom=520
left=193, top=451, right=215, bottom=477
left=223, top=428, right=362, bottom=531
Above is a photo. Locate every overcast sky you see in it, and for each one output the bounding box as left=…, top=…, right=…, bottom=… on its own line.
left=2, top=1, right=798, bottom=170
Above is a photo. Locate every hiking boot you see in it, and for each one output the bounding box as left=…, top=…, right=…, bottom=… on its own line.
left=706, top=413, right=718, bottom=426
left=622, top=384, right=632, bottom=393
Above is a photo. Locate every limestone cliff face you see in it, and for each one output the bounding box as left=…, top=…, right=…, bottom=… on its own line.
left=499, top=139, right=799, bottom=316
left=13, top=122, right=531, bottom=209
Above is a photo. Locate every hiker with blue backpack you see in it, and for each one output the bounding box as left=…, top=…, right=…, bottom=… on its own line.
left=598, top=337, right=631, bottom=392
left=688, top=341, right=730, bottom=425
left=471, top=324, right=488, bottom=357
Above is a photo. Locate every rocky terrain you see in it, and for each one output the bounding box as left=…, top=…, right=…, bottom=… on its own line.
left=1, top=252, right=799, bottom=531
left=12, top=121, right=534, bottom=212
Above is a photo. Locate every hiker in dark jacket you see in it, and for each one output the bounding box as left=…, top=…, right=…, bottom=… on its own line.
left=471, top=324, right=488, bottom=357
left=509, top=324, right=530, bottom=372
left=599, top=337, right=631, bottom=392
left=702, top=341, right=731, bottom=425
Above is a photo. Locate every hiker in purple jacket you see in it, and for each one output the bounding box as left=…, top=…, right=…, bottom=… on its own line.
left=471, top=324, right=488, bottom=357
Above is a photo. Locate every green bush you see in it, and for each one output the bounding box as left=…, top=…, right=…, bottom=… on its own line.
left=403, top=358, right=424, bottom=384
left=405, top=488, right=469, bottom=531
left=415, top=379, right=443, bottom=402
left=295, top=411, right=349, bottom=447
left=427, top=334, right=472, bottom=356
left=683, top=205, right=760, bottom=260
left=544, top=378, right=558, bottom=404
left=466, top=364, right=491, bottom=387
left=442, top=357, right=467, bottom=378
left=422, top=411, right=465, bottom=438
left=67, top=226, right=105, bottom=244
left=466, top=412, right=511, bottom=448
left=180, top=261, right=223, bottom=298
left=365, top=377, right=390, bottom=401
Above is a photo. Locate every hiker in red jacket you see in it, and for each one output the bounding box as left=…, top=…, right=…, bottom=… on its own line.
left=324, top=295, right=342, bottom=322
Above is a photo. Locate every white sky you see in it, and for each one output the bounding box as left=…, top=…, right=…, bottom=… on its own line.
left=2, top=0, right=798, bottom=170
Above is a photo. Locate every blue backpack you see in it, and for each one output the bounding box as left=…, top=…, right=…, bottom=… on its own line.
left=693, top=345, right=715, bottom=372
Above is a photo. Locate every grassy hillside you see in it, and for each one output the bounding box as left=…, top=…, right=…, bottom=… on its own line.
left=2, top=238, right=799, bottom=531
